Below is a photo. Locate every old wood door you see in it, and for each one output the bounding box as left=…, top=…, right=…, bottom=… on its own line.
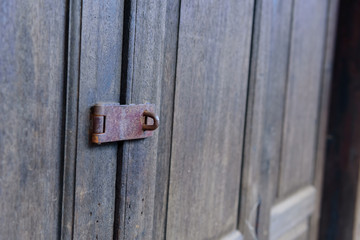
left=239, top=1, right=339, bottom=240
left=0, top=0, right=338, bottom=240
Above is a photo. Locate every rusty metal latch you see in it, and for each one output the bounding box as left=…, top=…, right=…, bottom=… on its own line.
left=91, top=103, right=159, bottom=144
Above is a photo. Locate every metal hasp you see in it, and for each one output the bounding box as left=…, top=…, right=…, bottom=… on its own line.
left=91, top=103, right=159, bottom=144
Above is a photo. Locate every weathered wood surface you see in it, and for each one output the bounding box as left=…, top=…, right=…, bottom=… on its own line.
left=277, top=220, right=308, bottom=240
left=241, top=0, right=337, bottom=238
left=61, top=0, right=81, bottom=238
left=309, top=0, right=339, bottom=239
left=239, top=0, right=293, bottom=238
left=152, top=0, right=180, bottom=239
left=0, top=0, right=338, bottom=239
left=270, top=186, right=316, bottom=240
left=166, top=0, right=254, bottom=239
left=114, top=0, right=167, bottom=239
left=278, top=0, right=329, bottom=197
left=70, top=0, right=125, bottom=239
left=220, top=231, right=243, bottom=240
left=0, top=0, right=67, bottom=239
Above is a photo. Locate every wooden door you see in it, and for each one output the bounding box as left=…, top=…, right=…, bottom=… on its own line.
left=268, top=1, right=330, bottom=239
left=240, top=0, right=339, bottom=240
left=113, top=0, right=339, bottom=239
left=0, top=0, right=339, bottom=239
left=112, top=0, right=254, bottom=239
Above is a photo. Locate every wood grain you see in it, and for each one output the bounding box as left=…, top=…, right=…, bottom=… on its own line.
left=114, top=0, right=167, bottom=239
left=71, top=0, right=124, bottom=239
left=309, top=0, right=339, bottom=239
left=239, top=0, right=293, bottom=238
left=0, top=0, right=67, bottom=239
left=166, top=0, right=254, bottom=239
left=278, top=0, right=329, bottom=197
left=319, top=0, right=360, bottom=238
left=61, top=0, right=81, bottom=238
left=152, top=0, right=181, bottom=239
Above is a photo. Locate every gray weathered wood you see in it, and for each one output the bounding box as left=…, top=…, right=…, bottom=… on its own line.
left=221, top=231, right=243, bottom=240
left=71, top=0, right=124, bottom=239
left=152, top=0, right=181, bottom=239
left=239, top=0, right=293, bottom=238
left=61, top=0, right=82, bottom=239
left=114, top=0, right=167, bottom=239
left=278, top=0, right=329, bottom=197
left=166, top=0, right=254, bottom=239
left=270, top=186, right=316, bottom=240
left=277, top=220, right=308, bottom=240
left=241, top=0, right=337, bottom=239
left=0, top=0, right=67, bottom=239
left=309, top=0, right=339, bottom=239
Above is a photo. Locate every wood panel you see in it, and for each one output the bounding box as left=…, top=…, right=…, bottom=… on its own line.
left=241, top=0, right=338, bottom=238
left=0, top=0, right=67, bottom=239
left=61, top=0, right=81, bottom=238
left=152, top=0, right=180, bottom=239
left=166, top=1, right=254, bottom=239
left=69, top=0, right=125, bottom=239
left=278, top=0, right=329, bottom=197
left=270, top=186, right=315, bottom=240
left=220, top=231, right=243, bottom=240
left=278, top=220, right=308, bottom=240
left=239, top=0, right=293, bottom=238
left=309, top=0, right=339, bottom=239
left=114, top=0, right=167, bottom=239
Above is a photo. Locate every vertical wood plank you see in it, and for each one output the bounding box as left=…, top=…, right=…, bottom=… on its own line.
left=115, top=0, right=167, bottom=239
left=239, top=0, right=293, bottom=238
left=166, top=1, right=254, bottom=239
left=0, top=0, right=67, bottom=239
left=309, top=0, right=339, bottom=239
left=278, top=0, right=329, bottom=197
left=152, top=0, right=181, bottom=239
left=61, top=0, right=81, bottom=238
left=71, top=0, right=124, bottom=239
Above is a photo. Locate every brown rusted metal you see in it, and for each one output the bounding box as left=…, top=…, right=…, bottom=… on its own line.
left=91, top=103, right=159, bottom=144
left=142, top=110, right=159, bottom=131
left=92, top=115, right=105, bottom=134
